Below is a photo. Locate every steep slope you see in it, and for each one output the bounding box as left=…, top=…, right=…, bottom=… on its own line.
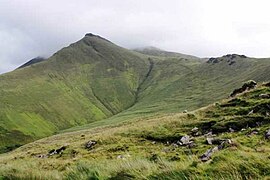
left=0, top=82, right=269, bottom=179
left=0, top=33, right=149, bottom=152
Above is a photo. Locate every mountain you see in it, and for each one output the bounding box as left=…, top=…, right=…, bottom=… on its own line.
left=0, top=33, right=270, bottom=154
left=18, top=57, right=46, bottom=69
left=0, top=81, right=269, bottom=179
left=0, top=33, right=150, bottom=152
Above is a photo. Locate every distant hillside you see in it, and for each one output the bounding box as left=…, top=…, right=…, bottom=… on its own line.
left=0, top=33, right=270, bottom=153
left=134, top=46, right=199, bottom=59
left=18, top=57, right=46, bottom=69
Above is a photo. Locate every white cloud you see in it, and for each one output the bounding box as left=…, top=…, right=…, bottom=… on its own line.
left=1, top=0, right=270, bottom=73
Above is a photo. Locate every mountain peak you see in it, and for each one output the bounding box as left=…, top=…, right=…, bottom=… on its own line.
left=84, top=33, right=112, bottom=43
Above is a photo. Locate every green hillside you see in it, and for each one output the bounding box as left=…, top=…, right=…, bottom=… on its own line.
left=64, top=54, right=270, bottom=133
left=0, top=82, right=269, bottom=179
left=0, top=33, right=150, bottom=152
left=0, top=33, right=270, bottom=154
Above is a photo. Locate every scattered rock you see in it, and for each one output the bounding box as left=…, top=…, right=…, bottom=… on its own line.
left=229, top=127, right=235, bottom=132
left=191, top=127, right=199, bottom=133
left=259, top=94, right=270, bottom=99
left=191, top=127, right=201, bottom=136
left=187, top=141, right=196, bottom=148
left=180, top=135, right=191, bottom=145
left=200, top=139, right=232, bottom=162
left=117, top=155, right=125, bottom=159
left=206, top=138, right=230, bottom=145
left=206, top=137, right=214, bottom=145
left=85, top=140, right=97, bottom=150
left=36, top=145, right=68, bottom=159
left=265, top=129, right=270, bottom=139
left=207, top=57, right=219, bottom=64
left=183, top=110, right=188, bottom=113
left=230, top=80, right=257, bottom=97
left=247, top=129, right=259, bottom=137
left=200, top=146, right=219, bottom=162
left=248, top=110, right=254, bottom=115
left=48, top=146, right=67, bottom=156
left=205, top=131, right=213, bottom=137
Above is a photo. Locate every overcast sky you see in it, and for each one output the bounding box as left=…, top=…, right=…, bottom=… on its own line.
left=1, top=0, right=270, bottom=73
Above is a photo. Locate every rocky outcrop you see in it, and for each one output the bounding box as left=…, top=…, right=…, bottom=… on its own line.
left=230, top=80, right=257, bottom=97
left=207, top=54, right=247, bottom=65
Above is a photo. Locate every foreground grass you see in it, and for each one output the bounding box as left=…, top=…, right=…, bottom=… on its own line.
left=0, top=83, right=269, bottom=179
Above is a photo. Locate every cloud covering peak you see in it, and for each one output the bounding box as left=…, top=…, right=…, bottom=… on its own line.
left=1, top=0, right=270, bottom=73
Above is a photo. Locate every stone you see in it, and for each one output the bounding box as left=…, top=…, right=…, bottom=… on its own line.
left=191, top=127, right=199, bottom=133
left=247, top=110, right=254, bottom=115
left=191, top=127, right=201, bottom=136
left=229, top=127, right=235, bottom=132
left=247, top=129, right=259, bottom=137
left=180, top=135, right=190, bottom=145
left=201, top=139, right=232, bottom=161
left=259, top=94, right=270, bottom=99
left=200, top=146, right=219, bottom=162
left=85, top=140, right=97, bottom=150
left=117, top=155, right=125, bottom=159
left=206, top=137, right=214, bottom=145
left=48, top=146, right=67, bottom=156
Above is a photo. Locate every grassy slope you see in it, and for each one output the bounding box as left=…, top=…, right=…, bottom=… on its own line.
left=64, top=54, right=270, bottom=132
left=0, top=82, right=269, bottom=179
left=0, top=34, right=149, bottom=152
left=1, top=34, right=270, bottom=153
